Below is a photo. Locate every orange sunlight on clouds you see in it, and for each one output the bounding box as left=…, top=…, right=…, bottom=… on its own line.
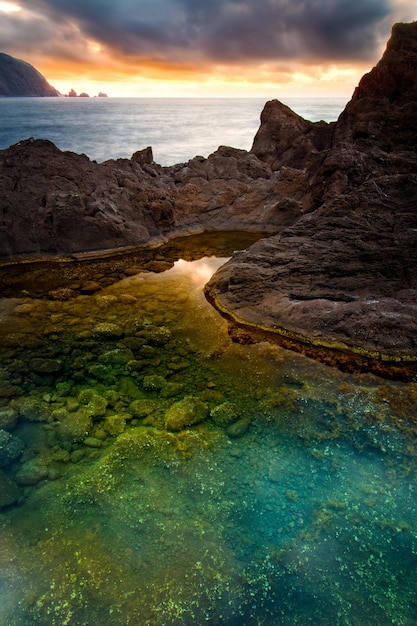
left=1, top=0, right=416, bottom=97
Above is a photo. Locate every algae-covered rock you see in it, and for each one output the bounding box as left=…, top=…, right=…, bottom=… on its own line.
left=13, top=396, right=52, bottom=422
left=0, top=429, right=25, bottom=467
left=57, top=410, right=92, bottom=443
left=98, top=348, right=134, bottom=366
left=210, top=402, right=241, bottom=427
left=103, top=414, right=126, bottom=436
left=0, top=407, right=18, bottom=431
left=78, top=389, right=108, bottom=420
left=0, top=470, right=22, bottom=508
left=30, top=358, right=62, bottom=374
left=143, top=375, right=167, bottom=392
left=164, top=396, right=209, bottom=431
left=226, top=415, right=252, bottom=438
left=129, top=399, right=157, bottom=418
left=15, top=458, right=49, bottom=485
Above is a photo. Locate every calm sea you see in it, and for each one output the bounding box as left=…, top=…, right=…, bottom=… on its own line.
left=0, top=97, right=347, bottom=165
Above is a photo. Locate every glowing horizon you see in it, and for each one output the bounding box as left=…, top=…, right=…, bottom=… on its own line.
left=1, top=1, right=416, bottom=98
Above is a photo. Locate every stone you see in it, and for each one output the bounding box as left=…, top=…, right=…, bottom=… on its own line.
left=0, top=429, right=25, bottom=466
left=30, top=358, right=62, bottom=375
left=0, top=470, right=22, bottom=508
left=0, top=407, right=18, bottom=430
left=129, top=399, right=157, bottom=418
left=210, top=402, right=241, bottom=426
left=57, top=411, right=92, bottom=443
left=13, top=396, right=52, bottom=422
left=103, top=414, right=126, bottom=436
left=164, top=396, right=209, bottom=431
left=15, top=458, right=49, bottom=485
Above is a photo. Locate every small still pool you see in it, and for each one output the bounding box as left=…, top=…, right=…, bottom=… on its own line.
left=0, top=236, right=416, bottom=625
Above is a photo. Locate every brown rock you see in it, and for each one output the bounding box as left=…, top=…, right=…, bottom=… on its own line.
left=206, top=22, right=417, bottom=372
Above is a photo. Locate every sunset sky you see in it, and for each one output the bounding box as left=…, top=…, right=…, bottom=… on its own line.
left=0, top=0, right=416, bottom=98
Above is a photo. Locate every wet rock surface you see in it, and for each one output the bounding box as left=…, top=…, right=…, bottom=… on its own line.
left=207, top=22, right=417, bottom=364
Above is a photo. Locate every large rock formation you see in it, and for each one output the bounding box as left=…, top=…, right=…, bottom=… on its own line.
left=0, top=141, right=300, bottom=257
left=0, top=53, right=60, bottom=97
left=1, top=22, right=417, bottom=376
left=206, top=21, right=417, bottom=373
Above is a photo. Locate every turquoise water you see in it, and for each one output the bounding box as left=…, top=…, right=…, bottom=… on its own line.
left=0, top=236, right=416, bottom=625
left=0, top=97, right=347, bottom=165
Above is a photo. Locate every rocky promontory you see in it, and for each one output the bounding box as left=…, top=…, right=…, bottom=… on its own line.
left=0, top=52, right=60, bottom=97
left=1, top=22, right=417, bottom=375
left=207, top=21, right=417, bottom=372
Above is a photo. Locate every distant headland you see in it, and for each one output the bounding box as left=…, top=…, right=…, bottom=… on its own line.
left=0, top=52, right=108, bottom=98
left=0, top=52, right=59, bottom=97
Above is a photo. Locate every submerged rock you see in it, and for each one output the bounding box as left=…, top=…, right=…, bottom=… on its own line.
left=164, top=396, right=209, bottom=431
left=13, top=396, right=52, bottom=422
left=0, top=429, right=25, bottom=466
left=15, top=458, right=49, bottom=485
left=0, top=470, right=22, bottom=508
left=0, top=407, right=18, bottom=431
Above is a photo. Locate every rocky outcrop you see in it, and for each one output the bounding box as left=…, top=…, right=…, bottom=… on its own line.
left=251, top=99, right=334, bottom=171
left=206, top=21, right=417, bottom=372
left=0, top=53, right=60, bottom=97
left=0, top=141, right=303, bottom=258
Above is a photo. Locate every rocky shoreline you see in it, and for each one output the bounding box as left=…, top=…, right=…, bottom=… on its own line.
left=1, top=22, right=417, bottom=377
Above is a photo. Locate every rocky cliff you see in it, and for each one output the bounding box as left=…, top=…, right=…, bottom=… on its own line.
left=206, top=21, right=417, bottom=372
left=1, top=22, right=417, bottom=375
left=0, top=52, right=60, bottom=97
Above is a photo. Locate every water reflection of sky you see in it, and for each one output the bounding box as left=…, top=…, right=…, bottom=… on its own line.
left=0, top=256, right=416, bottom=625
left=171, top=256, right=230, bottom=285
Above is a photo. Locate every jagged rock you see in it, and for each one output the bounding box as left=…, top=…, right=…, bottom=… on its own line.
left=250, top=100, right=334, bottom=170
left=0, top=141, right=289, bottom=259
left=206, top=22, right=417, bottom=371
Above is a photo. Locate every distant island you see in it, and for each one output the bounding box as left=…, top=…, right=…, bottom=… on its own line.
left=66, top=89, right=108, bottom=98
left=0, top=52, right=60, bottom=97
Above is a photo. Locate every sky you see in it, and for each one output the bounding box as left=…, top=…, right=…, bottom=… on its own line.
left=0, top=0, right=416, bottom=98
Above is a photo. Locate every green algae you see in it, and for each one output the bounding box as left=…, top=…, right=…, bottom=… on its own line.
left=0, top=236, right=417, bottom=624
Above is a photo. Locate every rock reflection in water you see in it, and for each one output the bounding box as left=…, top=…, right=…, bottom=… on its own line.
left=0, top=252, right=416, bottom=625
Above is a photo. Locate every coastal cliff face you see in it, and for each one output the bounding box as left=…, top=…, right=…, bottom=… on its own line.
left=1, top=22, right=417, bottom=370
left=206, top=21, right=417, bottom=365
left=0, top=53, right=60, bottom=97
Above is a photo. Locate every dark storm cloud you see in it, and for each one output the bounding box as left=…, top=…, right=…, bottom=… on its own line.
left=19, top=0, right=392, bottom=64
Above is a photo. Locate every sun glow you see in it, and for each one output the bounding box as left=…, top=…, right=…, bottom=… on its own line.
left=0, top=1, right=21, bottom=12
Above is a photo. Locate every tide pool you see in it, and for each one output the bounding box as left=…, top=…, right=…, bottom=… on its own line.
left=0, top=235, right=416, bottom=625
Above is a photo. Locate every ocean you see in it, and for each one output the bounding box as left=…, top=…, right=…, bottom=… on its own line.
left=0, top=96, right=347, bottom=164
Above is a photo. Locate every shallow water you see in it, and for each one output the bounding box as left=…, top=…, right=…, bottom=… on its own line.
left=0, top=236, right=416, bottom=625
